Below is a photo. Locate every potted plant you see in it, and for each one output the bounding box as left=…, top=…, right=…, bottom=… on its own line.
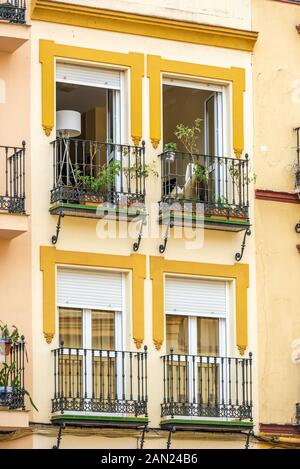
left=0, top=322, right=19, bottom=356
left=163, top=142, right=178, bottom=162
left=123, top=160, right=159, bottom=206
left=0, top=361, right=38, bottom=411
left=228, top=160, right=256, bottom=206
left=74, top=161, right=121, bottom=206
left=172, top=118, right=209, bottom=201
left=292, top=162, right=300, bottom=194
left=0, top=325, right=38, bottom=411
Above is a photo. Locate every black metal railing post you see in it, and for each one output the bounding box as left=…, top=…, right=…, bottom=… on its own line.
left=0, top=0, right=26, bottom=24
left=50, top=139, right=146, bottom=208
left=0, top=336, right=26, bottom=409
left=52, top=346, right=148, bottom=417
left=0, top=143, right=26, bottom=213
left=161, top=353, right=253, bottom=421
left=159, top=151, right=250, bottom=220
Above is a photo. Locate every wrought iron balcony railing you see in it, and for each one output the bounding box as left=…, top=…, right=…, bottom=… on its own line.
left=161, top=351, right=253, bottom=421
left=160, top=151, right=250, bottom=220
left=0, top=337, right=26, bottom=410
left=0, top=143, right=26, bottom=213
left=51, top=139, right=146, bottom=209
left=52, top=345, right=148, bottom=417
left=0, top=1, right=26, bottom=23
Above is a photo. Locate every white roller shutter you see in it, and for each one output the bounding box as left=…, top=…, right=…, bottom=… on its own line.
left=165, top=276, right=226, bottom=317
left=56, top=62, right=121, bottom=89
left=57, top=268, right=123, bottom=311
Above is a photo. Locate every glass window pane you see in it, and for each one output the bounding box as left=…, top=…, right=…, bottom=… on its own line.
left=197, top=318, right=219, bottom=356
left=59, top=308, right=82, bottom=348
left=92, top=310, right=115, bottom=350
left=166, top=315, right=188, bottom=354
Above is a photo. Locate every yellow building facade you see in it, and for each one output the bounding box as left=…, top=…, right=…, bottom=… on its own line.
left=253, top=0, right=300, bottom=441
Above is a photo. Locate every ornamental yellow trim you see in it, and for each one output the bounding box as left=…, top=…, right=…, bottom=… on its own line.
left=147, top=55, right=246, bottom=157
left=150, top=256, right=249, bottom=355
left=31, top=1, right=258, bottom=52
left=39, top=40, right=144, bottom=145
left=40, top=246, right=146, bottom=348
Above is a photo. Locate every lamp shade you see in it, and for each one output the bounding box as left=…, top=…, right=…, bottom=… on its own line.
left=56, top=110, right=81, bottom=138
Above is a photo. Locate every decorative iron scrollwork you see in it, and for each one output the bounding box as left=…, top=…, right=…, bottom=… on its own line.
left=133, top=216, right=147, bottom=252
left=167, top=426, right=176, bottom=449
left=52, top=423, right=65, bottom=450
left=51, top=210, right=64, bottom=245
left=140, top=425, right=149, bottom=449
left=235, top=228, right=251, bottom=262
left=159, top=219, right=172, bottom=254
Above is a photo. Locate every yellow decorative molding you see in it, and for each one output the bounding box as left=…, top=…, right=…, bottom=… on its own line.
left=147, top=55, right=246, bottom=157
left=154, top=339, right=163, bottom=351
left=31, top=1, right=258, bottom=52
left=44, top=332, right=54, bottom=344
left=40, top=246, right=146, bottom=347
left=150, top=256, right=249, bottom=355
left=237, top=345, right=247, bottom=356
left=39, top=40, right=144, bottom=144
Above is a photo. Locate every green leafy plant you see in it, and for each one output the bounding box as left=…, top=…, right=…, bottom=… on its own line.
left=214, top=195, right=231, bottom=208
left=164, top=142, right=178, bottom=153
left=0, top=324, right=38, bottom=412
left=0, top=362, right=38, bottom=411
left=193, top=164, right=209, bottom=184
left=123, top=161, right=159, bottom=180
left=174, top=118, right=202, bottom=157
left=0, top=322, right=19, bottom=345
left=75, top=161, right=121, bottom=193
left=228, top=161, right=256, bottom=200
left=173, top=118, right=208, bottom=184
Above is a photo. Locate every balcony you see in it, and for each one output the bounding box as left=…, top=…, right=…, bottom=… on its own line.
left=51, top=345, right=148, bottom=427
left=0, top=1, right=28, bottom=52
left=50, top=139, right=146, bottom=221
left=0, top=143, right=27, bottom=239
left=0, top=1, right=25, bottom=24
left=160, top=352, right=253, bottom=431
left=159, top=151, right=250, bottom=232
left=0, top=337, right=29, bottom=430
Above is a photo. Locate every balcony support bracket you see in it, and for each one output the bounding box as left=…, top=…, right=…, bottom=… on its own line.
left=52, top=423, right=65, bottom=450
left=235, top=227, right=251, bottom=262
left=166, top=426, right=176, bottom=449
left=139, top=424, right=149, bottom=449
left=244, top=428, right=254, bottom=450
left=133, top=215, right=147, bottom=252
left=51, top=209, right=64, bottom=245
left=159, top=219, right=172, bottom=254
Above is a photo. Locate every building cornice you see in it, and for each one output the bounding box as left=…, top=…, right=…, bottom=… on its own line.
left=31, top=1, right=258, bottom=52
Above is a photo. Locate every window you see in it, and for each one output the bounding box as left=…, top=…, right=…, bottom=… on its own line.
left=57, top=268, right=124, bottom=403
left=54, top=62, right=126, bottom=198
left=162, top=77, right=227, bottom=204
left=165, top=275, right=227, bottom=408
left=166, top=315, right=221, bottom=357
left=56, top=62, right=123, bottom=143
left=59, top=308, right=118, bottom=351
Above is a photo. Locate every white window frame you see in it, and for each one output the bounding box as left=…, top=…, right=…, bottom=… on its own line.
left=57, top=270, right=127, bottom=416
left=164, top=274, right=230, bottom=419
left=55, top=59, right=127, bottom=146
left=162, top=74, right=230, bottom=158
